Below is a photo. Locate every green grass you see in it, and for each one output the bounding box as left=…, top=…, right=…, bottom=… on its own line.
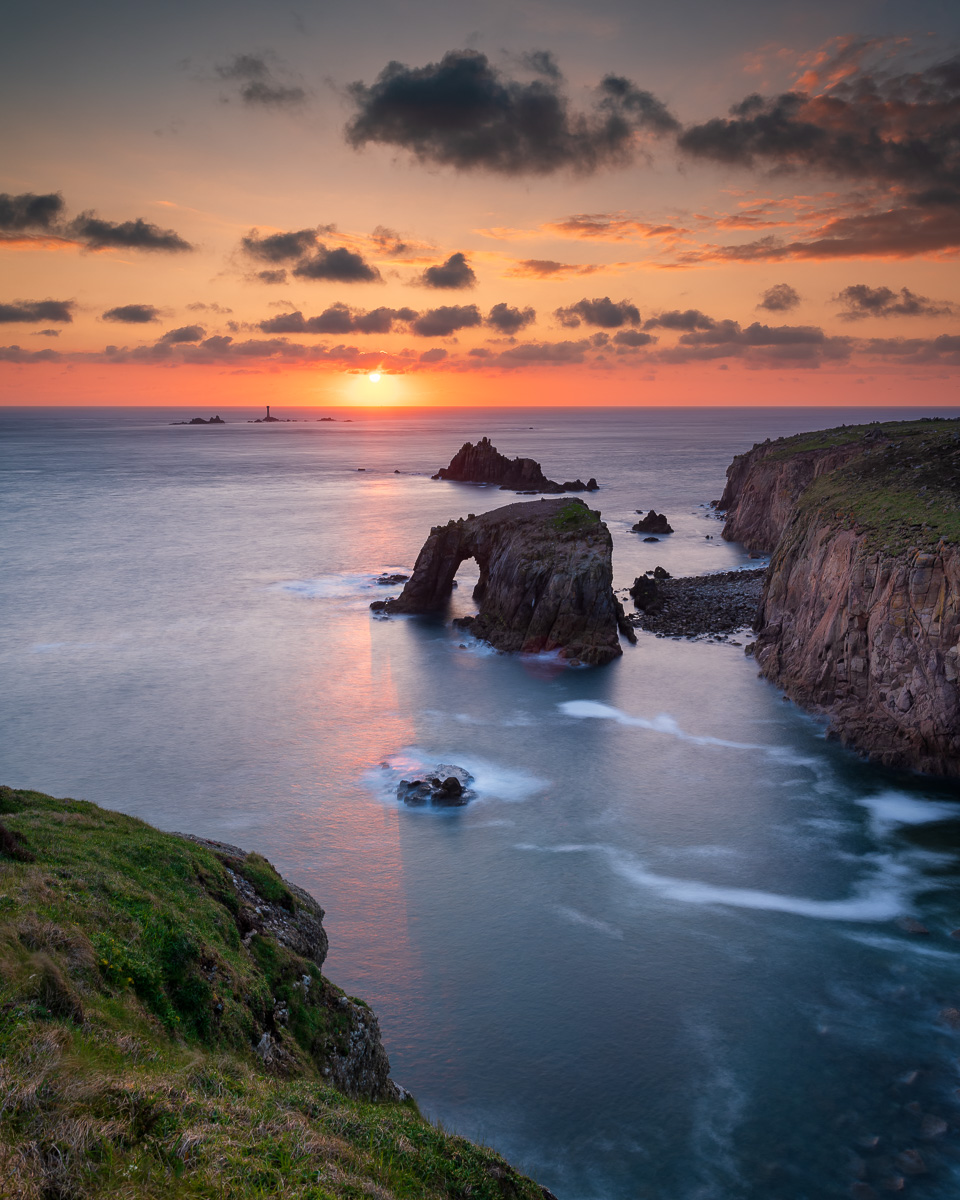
left=763, top=416, right=960, bottom=461
left=0, top=786, right=546, bottom=1200
left=550, top=501, right=599, bottom=532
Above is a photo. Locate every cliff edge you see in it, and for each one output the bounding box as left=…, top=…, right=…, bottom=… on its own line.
left=719, top=419, right=960, bottom=776
left=0, top=784, right=550, bottom=1199
left=376, top=497, right=632, bottom=665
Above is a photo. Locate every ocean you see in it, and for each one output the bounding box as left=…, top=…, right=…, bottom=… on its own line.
left=3, top=403, right=960, bottom=1199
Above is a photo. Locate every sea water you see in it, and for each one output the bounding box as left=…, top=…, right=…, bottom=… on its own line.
left=3, top=404, right=960, bottom=1199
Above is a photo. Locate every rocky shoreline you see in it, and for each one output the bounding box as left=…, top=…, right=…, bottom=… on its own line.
left=624, top=567, right=765, bottom=640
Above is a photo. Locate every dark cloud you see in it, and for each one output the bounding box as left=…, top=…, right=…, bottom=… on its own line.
left=758, top=283, right=800, bottom=312
left=187, top=302, right=233, bottom=314
left=70, top=213, right=193, bottom=252
left=257, top=269, right=287, bottom=284
left=0, top=191, right=64, bottom=231
left=293, top=246, right=381, bottom=282
left=613, top=329, right=656, bottom=347
left=679, top=320, right=826, bottom=347
left=411, top=304, right=482, bottom=337
left=0, top=345, right=60, bottom=362
left=419, top=347, right=448, bottom=363
left=32, top=329, right=60, bottom=337
left=345, top=49, right=678, bottom=176
left=216, top=53, right=306, bottom=108
left=643, top=309, right=715, bottom=331
left=835, top=284, right=957, bottom=320
left=496, top=340, right=590, bottom=365
left=520, top=50, right=563, bottom=81
left=554, top=296, right=641, bottom=329
left=486, top=302, right=536, bottom=334
left=508, top=259, right=600, bottom=279
left=678, top=52, right=960, bottom=196
left=0, top=300, right=74, bottom=324
left=159, top=324, right=205, bottom=344
left=258, top=303, right=417, bottom=334
left=419, top=251, right=476, bottom=289
left=242, top=228, right=318, bottom=262
left=468, top=347, right=492, bottom=358
left=102, top=304, right=160, bottom=324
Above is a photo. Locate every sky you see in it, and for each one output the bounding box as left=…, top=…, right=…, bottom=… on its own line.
left=2, top=0, right=960, bottom=407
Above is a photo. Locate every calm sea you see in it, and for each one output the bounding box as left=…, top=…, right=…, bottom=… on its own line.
left=4, top=404, right=960, bottom=1199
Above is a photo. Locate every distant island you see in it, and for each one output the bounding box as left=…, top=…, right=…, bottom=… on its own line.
left=433, top=437, right=599, bottom=493
left=170, top=415, right=225, bottom=425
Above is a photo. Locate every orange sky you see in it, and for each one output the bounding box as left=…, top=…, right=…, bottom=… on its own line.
left=3, top=4, right=959, bottom=406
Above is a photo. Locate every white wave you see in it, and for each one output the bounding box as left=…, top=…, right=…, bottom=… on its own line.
left=560, top=700, right=779, bottom=752
left=554, top=905, right=624, bottom=939
left=368, top=747, right=547, bottom=806
left=516, top=842, right=913, bottom=922
left=856, top=790, right=960, bottom=837
left=274, top=569, right=408, bottom=601
left=843, top=932, right=960, bottom=962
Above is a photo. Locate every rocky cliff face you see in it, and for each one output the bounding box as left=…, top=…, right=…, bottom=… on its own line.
left=720, top=418, right=960, bottom=776
left=376, top=497, right=631, bottom=665
left=435, top=437, right=598, bottom=492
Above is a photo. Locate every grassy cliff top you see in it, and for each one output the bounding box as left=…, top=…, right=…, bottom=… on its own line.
left=0, top=785, right=546, bottom=1200
left=793, top=420, right=960, bottom=553
left=759, top=415, right=960, bottom=461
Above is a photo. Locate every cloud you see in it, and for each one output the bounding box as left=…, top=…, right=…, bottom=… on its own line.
left=496, top=339, right=591, bottom=365
left=544, top=213, right=686, bottom=242
left=486, top=302, right=536, bottom=334
left=159, top=324, right=205, bottom=344
left=419, top=251, right=476, bottom=289
left=102, top=304, right=160, bottom=324
left=677, top=52, right=960, bottom=196
left=835, top=284, right=957, bottom=320
left=187, top=302, right=233, bottom=314
left=0, top=300, right=73, bottom=323
left=758, top=283, right=800, bottom=311
left=0, top=345, right=61, bottom=362
left=345, top=49, right=677, bottom=176
left=258, top=303, right=417, bottom=334
left=0, top=192, right=64, bottom=231
left=215, top=53, right=306, bottom=108
left=613, top=329, right=656, bottom=347
left=32, top=329, right=60, bottom=337
left=678, top=320, right=826, bottom=346
left=643, top=309, right=715, bottom=331
left=419, top=347, right=448, bottom=363
left=69, top=213, right=193, bottom=252
left=411, top=304, right=482, bottom=336
left=241, top=228, right=381, bottom=282
left=505, top=259, right=601, bottom=278
left=554, top=296, right=641, bottom=328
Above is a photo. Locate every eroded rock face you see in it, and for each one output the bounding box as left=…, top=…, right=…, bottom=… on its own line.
left=434, top=437, right=599, bottom=493
left=633, top=510, right=673, bottom=534
left=755, top=526, right=960, bottom=775
left=376, top=497, right=632, bottom=665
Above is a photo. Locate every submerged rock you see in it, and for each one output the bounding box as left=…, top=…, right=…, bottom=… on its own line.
left=432, top=437, right=599, bottom=493
left=373, top=497, right=633, bottom=665
left=376, top=573, right=409, bottom=585
left=633, top=509, right=673, bottom=534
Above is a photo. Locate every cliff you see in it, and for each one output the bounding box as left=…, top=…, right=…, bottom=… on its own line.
left=719, top=418, right=960, bottom=776
left=0, top=784, right=549, bottom=1199
left=376, top=497, right=632, bottom=665
left=434, top=437, right=598, bottom=493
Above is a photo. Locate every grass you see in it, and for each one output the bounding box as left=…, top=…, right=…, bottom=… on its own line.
left=763, top=416, right=960, bottom=461
left=0, top=786, right=547, bottom=1200
left=790, top=421, right=960, bottom=553
left=550, top=501, right=599, bottom=533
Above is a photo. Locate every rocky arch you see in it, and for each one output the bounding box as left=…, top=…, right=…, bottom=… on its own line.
left=373, top=497, right=633, bottom=666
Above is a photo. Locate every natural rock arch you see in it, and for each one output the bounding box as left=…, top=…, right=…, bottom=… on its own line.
left=373, top=497, right=633, bottom=665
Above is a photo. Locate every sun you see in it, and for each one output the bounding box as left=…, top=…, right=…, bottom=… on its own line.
left=368, top=372, right=381, bottom=382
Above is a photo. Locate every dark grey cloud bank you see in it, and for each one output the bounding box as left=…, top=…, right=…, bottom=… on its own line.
left=0, top=300, right=74, bottom=323
left=241, top=228, right=381, bottom=282
left=0, top=190, right=192, bottom=252
left=419, top=252, right=476, bottom=289
left=835, top=284, right=957, bottom=320
left=259, top=303, right=417, bottom=334
left=102, top=304, right=160, bottom=324
left=555, top=297, right=641, bottom=328
left=345, top=49, right=678, bottom=176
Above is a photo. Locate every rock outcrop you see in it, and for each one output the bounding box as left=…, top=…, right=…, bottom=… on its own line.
left=433, top=437, right=599, bottom=493
left=373, top=497, right=633, bottom=665
left=719, top=418, right=960, bottom=775
left=633, top=509, right=673, bottom=534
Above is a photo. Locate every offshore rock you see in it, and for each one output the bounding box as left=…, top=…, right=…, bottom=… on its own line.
left=719, top=418, right=960, bottom=776
left=633, top=509, right=673, bottom=534
left=433, top=436, right=599, bottom=493
left=397, top=764, right=473, bottom=806
left=375, top=497, right=632, bottom=665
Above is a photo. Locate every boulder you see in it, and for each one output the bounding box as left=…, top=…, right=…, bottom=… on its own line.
left=633, top=510, right=674, bottom=534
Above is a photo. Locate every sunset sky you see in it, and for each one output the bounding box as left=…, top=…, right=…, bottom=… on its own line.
left=3, top=0, right=960, bottom=406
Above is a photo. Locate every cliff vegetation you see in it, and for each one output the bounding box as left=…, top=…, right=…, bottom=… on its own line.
left=0, top=785, right=547, bottom=1200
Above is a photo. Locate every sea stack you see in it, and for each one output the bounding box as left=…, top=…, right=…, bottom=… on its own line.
left=433, top=437, right=599, bottom=493
left=372, top=497, right=633, bottom=665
